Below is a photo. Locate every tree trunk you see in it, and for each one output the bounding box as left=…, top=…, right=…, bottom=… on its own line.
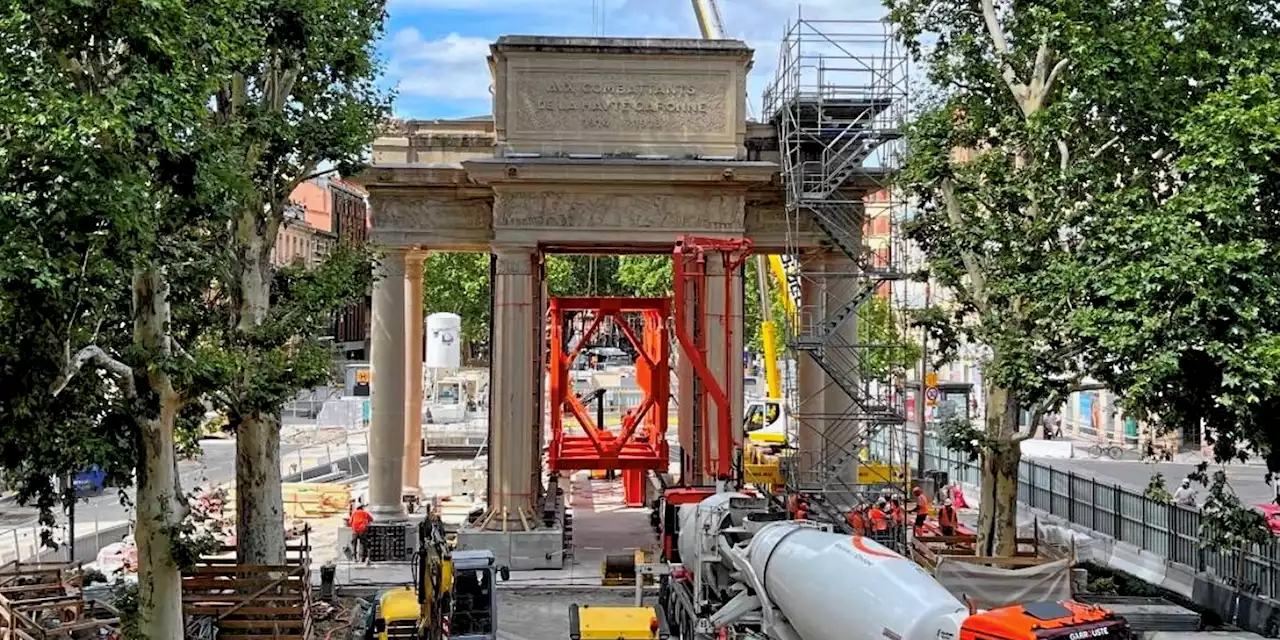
left=975, top=382, right=1023, bottom=557
left=232, top=213, right=287, bottom=565
left=131, top=267, right=187, bottom=639
left=234, top=413, right=285, bottom=564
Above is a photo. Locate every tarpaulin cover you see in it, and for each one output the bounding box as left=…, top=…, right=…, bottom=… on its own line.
left=934, top=558, right=1073, bottom=608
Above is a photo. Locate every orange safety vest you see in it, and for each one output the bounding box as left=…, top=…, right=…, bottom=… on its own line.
left=891, top=504, right=905, bottom=526
left=787, top=495, right=802, bottom=516
left=349, top=509, right=373, bottom=535
left=915, top=492, right=931, bottom=515
left=938, top=506, right=958, bottom=529
left=795, top=507, right=808, bottom=520
left=846, top=511, right=867, bottom=535
left=868, top=507, right=889, bottom=531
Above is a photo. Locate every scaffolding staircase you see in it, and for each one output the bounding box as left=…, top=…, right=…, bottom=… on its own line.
left=764, top=16, right=912, bottom=538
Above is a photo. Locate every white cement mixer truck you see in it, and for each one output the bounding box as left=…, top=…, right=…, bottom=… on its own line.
left=660, top=492, right=1134, bottom=640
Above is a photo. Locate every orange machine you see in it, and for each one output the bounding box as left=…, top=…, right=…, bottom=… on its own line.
left=962, top=601, right=1132, bottom=640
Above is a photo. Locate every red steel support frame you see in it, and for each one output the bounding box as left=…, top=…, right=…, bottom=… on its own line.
left=546, top=296, right=671, bottom=473
left=672, top=235, right=752, bottom=482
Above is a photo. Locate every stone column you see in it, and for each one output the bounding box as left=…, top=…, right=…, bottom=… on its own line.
left=403, top=251, right=426, bottom=494
left=796, top=254, right=826, bottom=476
left=369, top=248, right=408, bottom=519
left=823, top=250, right=860, bottom=484
left=484, top=245, right=538, bottom=530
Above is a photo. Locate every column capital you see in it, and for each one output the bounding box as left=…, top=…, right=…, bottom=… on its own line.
left=376, top=247, right=409, bottom=278
left=492, top=244, right=536, bottom=276
left=404, top=250, right=427, bottom=279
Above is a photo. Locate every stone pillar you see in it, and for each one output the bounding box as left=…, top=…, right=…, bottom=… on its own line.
left=484, top=245, right=538, bottom=530
left=823, top=250, right=860, bottom=484
left=369, top=248, right=408, bottom=519
left=729, top=261, right=745, bottom=450
left=403, top=251, right=426, bottom=494
left=796, top=254, right=826, bottom=476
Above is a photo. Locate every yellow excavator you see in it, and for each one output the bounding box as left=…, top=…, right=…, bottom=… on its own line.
left=367, top=515, right=507, bottom=639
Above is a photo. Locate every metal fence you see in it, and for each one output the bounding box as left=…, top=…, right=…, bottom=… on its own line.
left=870, top=431, right=1280, bottom=600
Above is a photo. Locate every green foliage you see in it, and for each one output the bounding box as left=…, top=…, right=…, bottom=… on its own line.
left=616, top=256, right=672, bottom=297
left=1087, top=577, right=1118, bottom=595
left=424, top=252, right=492, bottom=351
left=0, top=0, right=242, bottom=522
left=859, top=295, right=921, bottom=381
left=1144, top=473, right=1174, bottom=503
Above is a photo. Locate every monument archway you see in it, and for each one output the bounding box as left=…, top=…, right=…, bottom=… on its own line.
left=352, top=35, right=869, bottom=567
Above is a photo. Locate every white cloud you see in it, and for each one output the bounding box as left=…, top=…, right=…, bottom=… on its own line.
left=387, top=30, right=494, bottom=101
left=385, top=0, right=895, bottom=114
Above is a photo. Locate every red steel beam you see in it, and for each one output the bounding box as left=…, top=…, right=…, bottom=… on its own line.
left=672, top=235, right=751, bottom=482
left=546, top=296, right=671, bottom=472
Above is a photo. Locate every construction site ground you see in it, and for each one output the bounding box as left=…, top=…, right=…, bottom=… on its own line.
left=313, top=589, right=643, bottom=640
left=310, top=457, right=660, bottom=588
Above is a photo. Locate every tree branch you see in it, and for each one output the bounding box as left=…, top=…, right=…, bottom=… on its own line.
left=940, top=178, right=989, bottom=312
left=1091, top=136, right=1121, bottom=159
left=979, top=0, right=1025, bottom=99
left=52, top=345, right=135, bottom=399
left=1044, top=58, right=1070, bottom=95
left=1057, top=139, right=1070, bottom=173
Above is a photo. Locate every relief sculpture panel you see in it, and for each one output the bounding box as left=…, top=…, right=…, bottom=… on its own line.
left=493, top=191, right=744, bottom=232
left=371, top=195, right=491, bottom=230
left=511, top=72, right=732, bottom=137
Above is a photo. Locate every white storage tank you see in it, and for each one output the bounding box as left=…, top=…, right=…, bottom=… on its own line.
left=425, top=313, right=462, bottom=369
left=745, top=522, right=969, bottom=640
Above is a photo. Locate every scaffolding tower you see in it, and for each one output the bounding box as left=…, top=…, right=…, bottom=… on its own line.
left=763, top=15, right=913, bottom=547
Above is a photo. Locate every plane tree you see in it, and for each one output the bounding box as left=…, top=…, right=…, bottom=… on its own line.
left=207, top=0, right=390, bottom=565
left=0, top=0, right=246, bottom=634
left=884, top=0, right=1201, bottom=555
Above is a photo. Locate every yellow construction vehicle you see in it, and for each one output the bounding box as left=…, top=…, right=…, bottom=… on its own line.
left=366, top=515, right=506, bottom=639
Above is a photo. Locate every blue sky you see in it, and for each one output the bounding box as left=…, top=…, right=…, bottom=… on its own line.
left=380, top=0, right=891, bottom=119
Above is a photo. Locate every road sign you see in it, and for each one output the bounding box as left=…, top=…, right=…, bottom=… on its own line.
left=924, top=385, right=939, bottom=407
left=925, top=372, right=938, bottom=388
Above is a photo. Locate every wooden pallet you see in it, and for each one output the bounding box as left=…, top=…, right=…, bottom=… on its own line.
left=181, top=533, right=313, bottom=640
left=0, top=562, right=120, bottom=639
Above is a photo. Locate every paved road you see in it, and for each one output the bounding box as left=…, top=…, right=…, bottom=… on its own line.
left=0, top=439, right=304, bottom=531
left=1031, top=456, right=1276, bottom=507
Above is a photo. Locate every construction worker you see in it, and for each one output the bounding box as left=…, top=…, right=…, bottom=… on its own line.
left=911, top=486, right=931, bottom=529
left=937, top=498, right=958, bottom=536
left=787, top=493, right=803, bottom=518
left=795, top=499, right=810, bottom=520
left=846, top=507, right=867, bottom=535
left=868, top=501, right=889, bottom=533
left=889, top=497, right=905, bottom=527
left=347, top=500, right=373, bottom=566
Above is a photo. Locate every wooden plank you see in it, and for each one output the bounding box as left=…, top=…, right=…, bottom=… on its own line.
left=190, top=565, right=296, bottom=575
left=941, top=555, right=1048, bottom=567
left=184, top=606, right=305, bottom=616
left=181, top=578, right=306, bottom=590
left=216, top=619, right=306, bottom=629
left=182, top=594, right=305, bottom=603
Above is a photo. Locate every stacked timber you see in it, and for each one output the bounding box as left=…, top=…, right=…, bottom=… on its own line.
left=222, top=483, right=352, bottom=520
left=1077, top=595, right=1201, bottom=632
left=181, top=534, right=313, bottom=640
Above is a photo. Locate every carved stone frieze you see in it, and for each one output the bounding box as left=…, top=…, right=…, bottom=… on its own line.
left=511, top=72, right=732, bottom=136
left=371, top=195, right=491, bottom=231
left=493, top=191, right=744, bottom=232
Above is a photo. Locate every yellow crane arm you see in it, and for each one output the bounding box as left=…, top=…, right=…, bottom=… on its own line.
left=690, top=0, right=726, bottom=39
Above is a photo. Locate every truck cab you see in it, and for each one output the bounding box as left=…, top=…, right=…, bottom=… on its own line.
left=744, top=398, right=788, bottom=447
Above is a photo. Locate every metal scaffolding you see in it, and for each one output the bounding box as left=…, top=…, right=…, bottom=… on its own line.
left=763, top=14, right=914, bottom=545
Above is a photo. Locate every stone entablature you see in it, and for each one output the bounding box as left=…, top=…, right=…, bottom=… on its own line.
left=489, top=36, right=753, bottom=160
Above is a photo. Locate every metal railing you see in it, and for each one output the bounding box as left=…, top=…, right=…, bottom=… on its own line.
left=870, top=430, right=1280, bottom=600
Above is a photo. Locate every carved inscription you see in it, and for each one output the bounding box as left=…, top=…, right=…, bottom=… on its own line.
left=494, top=191, right=743, bottom=231
left=371, top=196, right=491, bottom=231
left=513, top=72, right=731, bottom=134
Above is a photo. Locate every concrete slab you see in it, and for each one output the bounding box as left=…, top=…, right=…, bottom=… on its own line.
left=456, top=526, right=565, bottom=571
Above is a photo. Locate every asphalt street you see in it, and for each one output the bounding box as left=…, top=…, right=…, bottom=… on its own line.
left=0, top=439, right=303, bottom=530
left=1032, top=456, right=1276, bottom=507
